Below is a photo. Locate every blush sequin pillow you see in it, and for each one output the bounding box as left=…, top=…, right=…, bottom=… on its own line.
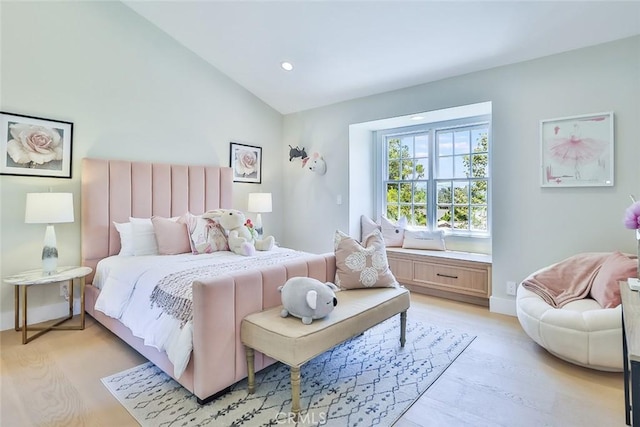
left=334, top=229, right=398, bottom=290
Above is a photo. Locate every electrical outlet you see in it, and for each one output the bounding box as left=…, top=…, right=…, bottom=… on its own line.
left=506, top=281, right=517, bottom=296
left=60, top=283, right=69, bottom=299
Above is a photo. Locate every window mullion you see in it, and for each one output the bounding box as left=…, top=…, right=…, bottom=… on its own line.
left=428, top=128, right=436, bottom=231
left=381, top=117, right=489, bottom=236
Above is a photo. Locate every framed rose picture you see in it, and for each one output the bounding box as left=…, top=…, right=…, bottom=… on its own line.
left=230, top=142, right=262, bottom=183
left=0, top=112, right=73, bottom=178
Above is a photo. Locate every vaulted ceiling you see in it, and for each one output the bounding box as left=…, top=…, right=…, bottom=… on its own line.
left=124, top=1, right=640, bottom=114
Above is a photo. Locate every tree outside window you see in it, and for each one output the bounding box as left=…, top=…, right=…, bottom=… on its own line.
left=384, top=122, right=489, bottom=235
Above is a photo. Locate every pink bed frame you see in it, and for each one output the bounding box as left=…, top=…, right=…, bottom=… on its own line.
left=81, top=158, right=336, bottom=403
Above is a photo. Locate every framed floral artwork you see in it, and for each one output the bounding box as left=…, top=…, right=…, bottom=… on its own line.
left=230, top=142, right=262, bottom=183
left=540, top=112, right=614, bottom=187
left=0, top=112, right=73, bottom=179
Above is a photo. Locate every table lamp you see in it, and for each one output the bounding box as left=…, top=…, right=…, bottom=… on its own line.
left=25, top=192, right=74, bottom=275
left=247, top=193, right=272, bottom=238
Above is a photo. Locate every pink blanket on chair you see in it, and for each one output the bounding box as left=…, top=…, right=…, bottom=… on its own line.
left=521, top=253, right=609, bottom=308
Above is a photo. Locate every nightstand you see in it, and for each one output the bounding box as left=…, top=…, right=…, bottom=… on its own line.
left=4, top=266, right=92, bottom=344
left=621, top=281, right=639, bottom=426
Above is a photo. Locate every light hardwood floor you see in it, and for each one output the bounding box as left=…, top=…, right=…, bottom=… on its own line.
left=1, top=292, right=625, bottom=427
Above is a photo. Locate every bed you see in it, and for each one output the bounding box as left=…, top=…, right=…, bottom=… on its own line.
left=81, top=158, right=336, bottom=403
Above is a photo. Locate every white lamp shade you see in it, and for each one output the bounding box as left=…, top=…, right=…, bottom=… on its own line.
left=248, top=193, right=272, bottom=213
left=25, top=193, right=74, bottom=224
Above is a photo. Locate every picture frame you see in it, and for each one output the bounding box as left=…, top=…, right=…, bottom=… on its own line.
left=230, top=142, right=262, bottom=183
left=0, top=111, right=73, bottom=179
left=540, top=112, right=614, bottom=187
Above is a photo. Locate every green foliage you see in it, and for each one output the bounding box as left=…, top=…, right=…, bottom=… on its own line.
left=386, top=129, right=489, bottom=232
left=386, top=138, right=427, bottom=224
left=437, top=131, right=488, bottom=230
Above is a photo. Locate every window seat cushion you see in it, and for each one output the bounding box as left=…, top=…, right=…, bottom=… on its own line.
left=385, top=247, right=492, bottom=265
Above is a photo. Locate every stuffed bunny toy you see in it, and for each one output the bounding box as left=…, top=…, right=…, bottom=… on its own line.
left=203, top=209, right=274, bottom=256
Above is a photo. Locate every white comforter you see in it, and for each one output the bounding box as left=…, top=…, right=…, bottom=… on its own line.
left=93, top=248, right=301, bottom=378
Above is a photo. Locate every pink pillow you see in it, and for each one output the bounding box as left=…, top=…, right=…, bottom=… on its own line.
left=334, top=229, right=398, bottom=290
left=590, top=252, right=637, bottom=308
left=151, top=216, right=191, bottom=255
left=360, top=215, right=381, bottom=242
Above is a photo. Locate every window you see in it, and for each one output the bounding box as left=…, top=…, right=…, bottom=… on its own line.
left=381, top=116, right=490, bottom=236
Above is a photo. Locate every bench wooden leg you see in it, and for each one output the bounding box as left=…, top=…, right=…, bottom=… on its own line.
left=245, top=346, right=255, bottom=394
left=290, top=365, right=301, bottom=421
left=400, top=311, right=407, bottom=347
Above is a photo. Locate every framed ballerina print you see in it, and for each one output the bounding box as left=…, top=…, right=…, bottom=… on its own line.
left=540, top=112, right=614, bottom=187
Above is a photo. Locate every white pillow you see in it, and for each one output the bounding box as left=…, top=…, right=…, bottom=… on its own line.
left=402, top=229, right=446, bottom=251
left=380, top=216, right=407, bottom=247
left=113, top=221, right=134, bottom=256
left=130, top=217, right=159, bottom=256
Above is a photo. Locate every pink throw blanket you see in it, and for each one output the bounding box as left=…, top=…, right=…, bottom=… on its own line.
left=521, top=253, right=610, bottom=308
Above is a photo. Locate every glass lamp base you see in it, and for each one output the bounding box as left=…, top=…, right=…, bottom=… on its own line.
left=42, top=225, right=58, bottom=275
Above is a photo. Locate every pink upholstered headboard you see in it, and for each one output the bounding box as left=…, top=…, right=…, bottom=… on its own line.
left=81, top=158, right=233, bottom=282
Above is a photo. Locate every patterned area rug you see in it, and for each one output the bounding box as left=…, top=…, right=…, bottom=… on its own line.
left=102, top=318, right=474, bottom=426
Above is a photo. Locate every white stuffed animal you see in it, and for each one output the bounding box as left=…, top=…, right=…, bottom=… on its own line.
left=279, top=277, right=339, bottom=324
left=307, top=152, right=326, bottom=175
left=203, top=209, right=274, bottom=256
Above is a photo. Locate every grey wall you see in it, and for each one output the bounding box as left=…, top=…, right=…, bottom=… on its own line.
left=281, top=36, right=640, bottom=314
left=1, top=1, right=637, bottom=327
left=0, top=1, right=283, bottom=329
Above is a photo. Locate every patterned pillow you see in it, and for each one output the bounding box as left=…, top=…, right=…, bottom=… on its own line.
left=334, top=229, right=398, bottom=290
left=183, top=212, right=229, bottom=254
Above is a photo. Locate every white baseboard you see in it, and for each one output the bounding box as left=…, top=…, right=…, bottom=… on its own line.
left=489, top=296, right=517, bottom=317
left=0, top=298, right=82, bottom=332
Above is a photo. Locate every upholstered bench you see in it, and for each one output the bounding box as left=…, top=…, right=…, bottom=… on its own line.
left=240, top=286, right=410, bottom=419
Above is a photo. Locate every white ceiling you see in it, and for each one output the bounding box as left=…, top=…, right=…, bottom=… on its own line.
left=124, top=1, right=640, bottom=114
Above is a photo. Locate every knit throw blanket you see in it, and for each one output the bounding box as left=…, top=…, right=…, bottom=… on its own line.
left=521, top=252, right=608, bottom=308
left=149, top=250, right=308, bottom=326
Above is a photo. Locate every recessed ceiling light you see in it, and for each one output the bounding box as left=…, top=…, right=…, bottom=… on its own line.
left=281, top=62, right=294, bottom=71
left=411, top=115, right=424, bottom=120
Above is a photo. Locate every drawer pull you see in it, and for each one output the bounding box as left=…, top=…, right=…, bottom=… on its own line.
left=437, top=273, right=458, bottom=279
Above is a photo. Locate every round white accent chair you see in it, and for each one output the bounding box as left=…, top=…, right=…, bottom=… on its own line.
left=516, top=283, right=622, bottom=372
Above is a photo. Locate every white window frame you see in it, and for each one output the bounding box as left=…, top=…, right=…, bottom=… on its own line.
left=376, top=114, right=491, bottom=238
